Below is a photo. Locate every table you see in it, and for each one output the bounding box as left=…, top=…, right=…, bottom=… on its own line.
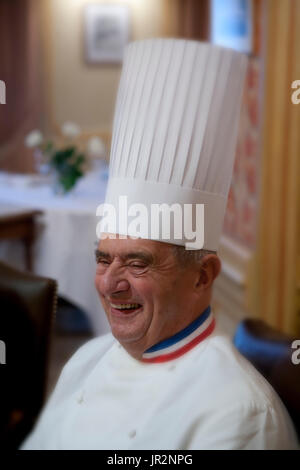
left=0, top=170, right=110, bottom=335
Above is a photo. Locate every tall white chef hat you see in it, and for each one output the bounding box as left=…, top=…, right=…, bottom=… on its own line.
left=101, top=38, right=247, bottom=251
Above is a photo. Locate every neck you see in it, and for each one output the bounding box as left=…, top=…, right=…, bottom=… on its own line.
left=120, top=304, right=215, bottom=363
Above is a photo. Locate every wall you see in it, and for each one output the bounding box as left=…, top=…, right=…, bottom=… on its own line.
left=42, top=0, right=167, bottom=148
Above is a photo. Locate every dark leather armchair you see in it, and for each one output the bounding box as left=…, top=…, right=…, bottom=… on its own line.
left=234, top=319, right=300, bottom=439
left=0, top=261, right=57, bottom=449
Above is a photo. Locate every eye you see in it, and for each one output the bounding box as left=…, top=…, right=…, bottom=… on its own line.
left=96, top=258, right=110, bottom=265
left=127, top=262, right=148, bottom=273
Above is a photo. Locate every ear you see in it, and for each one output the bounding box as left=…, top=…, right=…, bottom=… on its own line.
left=195, top=254, right=221, bottom=290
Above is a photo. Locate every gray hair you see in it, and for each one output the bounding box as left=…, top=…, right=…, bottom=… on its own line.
left=171, top=245, right=217, bottom=268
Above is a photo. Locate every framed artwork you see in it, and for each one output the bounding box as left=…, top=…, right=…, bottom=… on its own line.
left=84, top=4, right=130, bottom=64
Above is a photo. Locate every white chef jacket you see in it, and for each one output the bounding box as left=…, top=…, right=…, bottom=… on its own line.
left=21, top=328, right=298, bottom=450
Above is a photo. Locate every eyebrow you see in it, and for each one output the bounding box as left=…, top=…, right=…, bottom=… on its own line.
left=95, top=249, right=154, bottom=264
left=95, top=250, right=110, bottom=261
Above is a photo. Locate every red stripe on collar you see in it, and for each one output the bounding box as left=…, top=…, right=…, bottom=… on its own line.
left=141, top=317, right=215, bottom=364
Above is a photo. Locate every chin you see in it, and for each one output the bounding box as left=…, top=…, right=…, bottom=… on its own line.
left=109, top=314, right=150, bottom=345
left=110, top=321, right=142, bottom=341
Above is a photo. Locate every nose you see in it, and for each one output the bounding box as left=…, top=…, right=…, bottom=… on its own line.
left=96, top=261, right=130, bottom=297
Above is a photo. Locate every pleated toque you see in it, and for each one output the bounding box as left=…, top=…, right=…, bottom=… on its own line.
left=103, top=38, right=247, bottom=251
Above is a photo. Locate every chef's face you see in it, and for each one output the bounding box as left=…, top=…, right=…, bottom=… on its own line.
left=94, top=235, right=199, bottom=353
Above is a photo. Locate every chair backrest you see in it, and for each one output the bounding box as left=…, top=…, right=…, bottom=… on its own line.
left=0, top=261, right=57, bottom=449
left=233, top=319, right=300, bottom=439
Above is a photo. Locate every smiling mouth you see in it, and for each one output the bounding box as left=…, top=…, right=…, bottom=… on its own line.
left=110, top=302, right=142, bottom=315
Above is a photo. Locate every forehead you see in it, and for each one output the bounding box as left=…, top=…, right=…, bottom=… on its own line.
left=98, top=235, right=173, bottom=258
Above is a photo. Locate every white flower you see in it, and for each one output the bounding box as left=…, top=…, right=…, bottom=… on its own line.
left=61, top=121, right=81, bottom=139
left=87, top=136, right=106, bottom=158
left=25, top=130, right=43, bottom=148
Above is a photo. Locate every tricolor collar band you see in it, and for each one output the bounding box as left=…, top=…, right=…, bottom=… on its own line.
left=142, top=306, right=215, bottom=364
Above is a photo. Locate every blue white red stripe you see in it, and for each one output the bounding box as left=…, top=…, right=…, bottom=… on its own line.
left=142, top=306, right=215, bottom=363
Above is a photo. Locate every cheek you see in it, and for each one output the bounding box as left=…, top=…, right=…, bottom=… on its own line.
left=131, top=278, right=155, bottom=305
left=155, top=278, right=182, bottom=308
left=140, top=282, right=170, bottom=310
left=94, top=272, right=103, bottom=294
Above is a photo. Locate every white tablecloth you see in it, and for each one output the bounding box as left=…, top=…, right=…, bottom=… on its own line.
left=0, top=170, right=110, bottom=335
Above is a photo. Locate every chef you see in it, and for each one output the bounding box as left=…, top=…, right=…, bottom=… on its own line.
left=21, top=39, right=298, bottom=450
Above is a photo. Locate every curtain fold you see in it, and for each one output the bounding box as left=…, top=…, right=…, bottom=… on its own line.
left=255, top=0, right=300, bottom=334
left=163, top=0, right=210, bottom=40
left=0, top=0, right=42, bottom=172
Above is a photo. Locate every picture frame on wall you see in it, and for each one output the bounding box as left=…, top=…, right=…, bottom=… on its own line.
left=84, top=4, right=130, bottom=64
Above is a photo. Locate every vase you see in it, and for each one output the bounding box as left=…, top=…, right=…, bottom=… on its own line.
left=51, top=171, right=65, bottom=196
left=34, top=149, right=51, bottom=176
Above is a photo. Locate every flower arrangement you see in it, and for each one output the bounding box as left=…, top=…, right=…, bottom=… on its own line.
left=25, top=123, right=105, bottom=193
